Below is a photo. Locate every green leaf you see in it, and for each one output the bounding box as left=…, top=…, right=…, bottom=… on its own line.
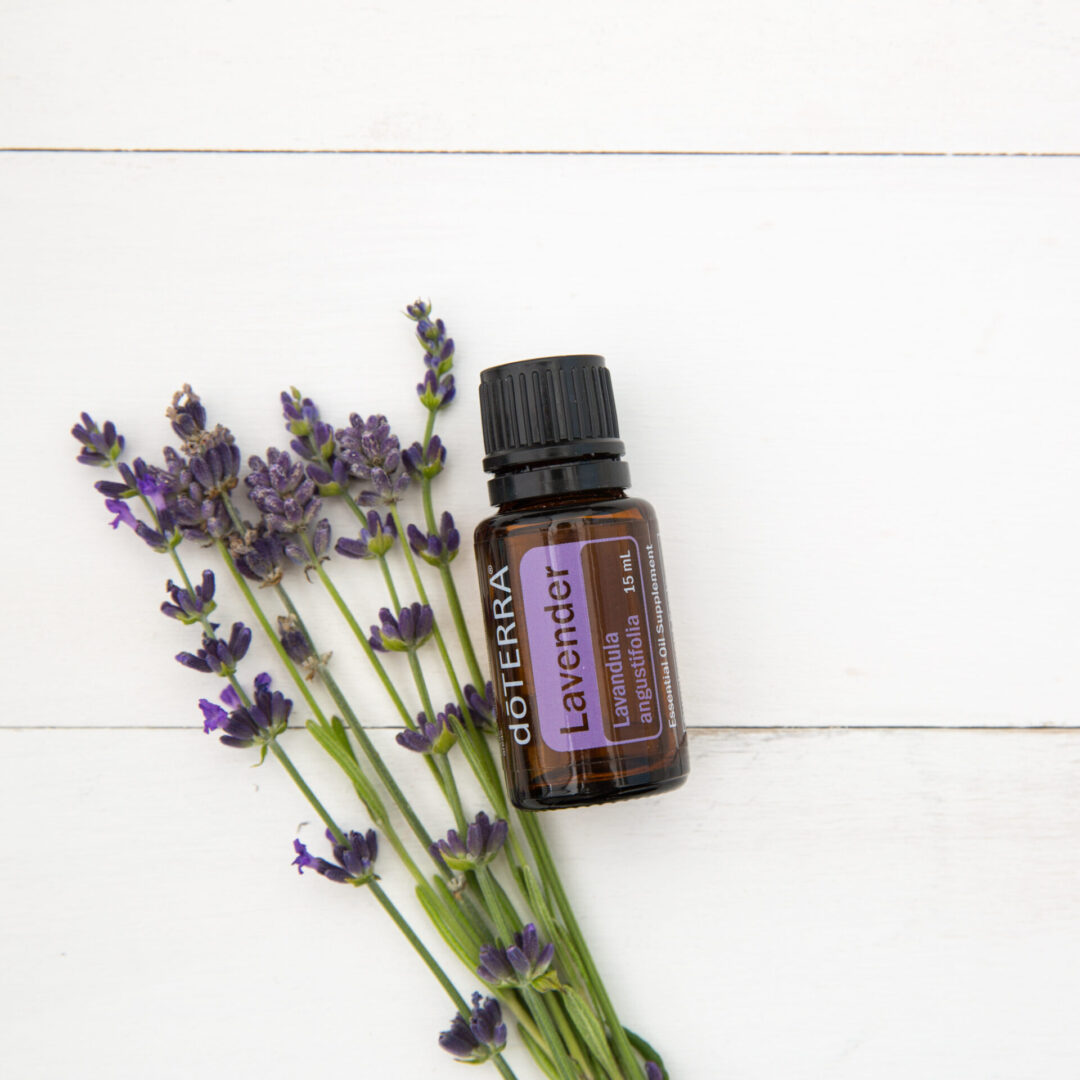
left=306, top=718, right=381, bottom=816
left=624, top=1029, right=667, bottom=1079
left=415, top=883, right=476, bottom=970
left=561, top=987, right=621, bottom=1080
left=517, top=1021, right=561, bottom=1080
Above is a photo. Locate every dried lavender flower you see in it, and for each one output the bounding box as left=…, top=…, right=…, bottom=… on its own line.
left=438, top=992, right=507, bottom=1064
left=246, top=448, right=322, bottom=536
left=176, top=621, right=251, bottom=676
left=335, top=510, right=397, bottom=560
left=406, top=511, right=459, bottom=567
left=336, top=413, right=410, bottom=506
left=476, top=924, right=557, bottom=990
left=369, top=603, right=434, bottom=653
left=292, top=827, right=378, bottom=886
left=233, top=527, right=286, bottom=587
left=433, top=811, right=507, bottom=871
left=71, top=412, right=124, bottom=467
left=161, top=571, right=217, bottom=623
left=277, top=615, right=329, bottom=680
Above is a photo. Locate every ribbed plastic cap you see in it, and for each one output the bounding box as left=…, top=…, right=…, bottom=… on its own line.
left=478, top=354, right=625, bottom=474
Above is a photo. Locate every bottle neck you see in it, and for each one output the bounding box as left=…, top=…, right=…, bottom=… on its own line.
left=487, top=455, right=630, bottom=506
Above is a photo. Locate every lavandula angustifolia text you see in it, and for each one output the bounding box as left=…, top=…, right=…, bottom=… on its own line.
left=72, top=302, right=668, bottom=1080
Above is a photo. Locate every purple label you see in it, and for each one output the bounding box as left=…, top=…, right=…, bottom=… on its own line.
left=520, top=536, right=663, bottom=754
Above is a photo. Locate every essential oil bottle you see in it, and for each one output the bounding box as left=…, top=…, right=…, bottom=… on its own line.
left=474, top=354, right=689, bottom=810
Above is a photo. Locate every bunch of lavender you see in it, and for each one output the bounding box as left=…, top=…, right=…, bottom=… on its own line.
left=72, top=302, right=669, bottom=1080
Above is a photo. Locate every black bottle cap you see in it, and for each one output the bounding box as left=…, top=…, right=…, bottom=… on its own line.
left=478, top=354, right=631, bottom=505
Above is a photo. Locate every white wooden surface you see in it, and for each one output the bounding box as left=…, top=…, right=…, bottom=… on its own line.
left=2, top=4, right=1080, bottom=1078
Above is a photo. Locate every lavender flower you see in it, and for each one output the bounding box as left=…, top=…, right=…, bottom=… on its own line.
left=417, top=368, right=456, bottom=411
left=405, top=302, right=456, bottom=410
left=71, top=412, right=124, bottom=467
left=281, top=388, right=321, bottom=440
left=438, top=992, right=507, bottom=1064
left=105, top=498, right=137, bottom=531
left=476, top=924, right=557, bottom=990
left=167, top=385, right=208, bottom=444
left=369, top=603, right=434, bottom=653
left=335, top=510, right=397, bottom=560
left=433, top=811, right=507, bottom=871
left=246, top=448, right=322, bottom=536
left=336, top=414, right=410, bottom=506
left=161, top=571, right=217, bottom=624
left=463, top=681, right=496, bottom=733
left=406, top=511, right=459, bottom=567
left=306, top=455, right=351, bottom=497
left=233, top=527, right=286, bottom=587
left=282, top=388, right=352, bottom=496
left=277, top=615, right=329, bottom=679
left=200, top=672, right=291, bottom=757
left=396, top=709, right=457, bottom=755
left=402, top=435, right=446, bottom=480
left=176, top=621, right=251, bottom=676
left=407, top=301, right=456, bottom=376
left=292, top=827, right=378, bottom=886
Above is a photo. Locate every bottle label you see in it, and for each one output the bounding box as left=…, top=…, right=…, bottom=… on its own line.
left=519, top=535, right=671, bottom=754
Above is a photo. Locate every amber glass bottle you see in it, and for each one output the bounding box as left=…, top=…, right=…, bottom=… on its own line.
left=474, top=354, right=689, bottom=810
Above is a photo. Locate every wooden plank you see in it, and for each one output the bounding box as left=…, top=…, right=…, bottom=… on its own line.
left=4, top=154, right=1079, bottom=730
left=0, top=2, right=1078, bottom=152
left=3, top=727, right=1079, bottom=1077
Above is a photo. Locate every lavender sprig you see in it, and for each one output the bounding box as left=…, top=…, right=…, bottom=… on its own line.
left=433, top=811, right=508, bottom=872
left=292, top=826, right=379, bottom=886
left=477, top=924, right=558, bottom=991
left=439, top=992, right=508, bottom=1064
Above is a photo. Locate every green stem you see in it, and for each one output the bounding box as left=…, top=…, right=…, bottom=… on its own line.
left=378, top=555, right=402, bottom=610
left=268, top=740, right=343, bottom=843
left=476, top=871, right=580, bottom=1080
left=301, top=535, right=412, bottom=727
left=217, top=541, right=325, bottom=720
left=521, top=814, right=643, bottom=1079
left=369, top=881, right=469, bottom=1015
left=420, top=469, right=485, bottom=688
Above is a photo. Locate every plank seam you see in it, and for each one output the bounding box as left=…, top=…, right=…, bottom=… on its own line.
left=2, top=148, right=1079, bottom=158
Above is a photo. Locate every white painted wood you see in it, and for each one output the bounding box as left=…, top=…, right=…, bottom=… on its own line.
left=1, top=2, right=1079, bottom=152
left=3, top=727, right=1079, bottom=1078
left=3, top=153, right=1078, bottom=730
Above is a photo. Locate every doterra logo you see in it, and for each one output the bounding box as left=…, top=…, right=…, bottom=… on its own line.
left=488, top=564, right=531, bottom=745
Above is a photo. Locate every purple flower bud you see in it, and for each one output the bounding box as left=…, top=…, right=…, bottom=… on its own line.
left=433, top=811, right=507, bottom=870
left=396, top=709, right=457, bottom=755
left=293, top=827, right=379, bottom=886
left=477, top=924, right=555, bottom=989
left=645, top=1063, right=664, bottom=1080
left=175, top=622, right=251, bottom=676
left=402, top=435, right=446, bottom=480
left=370, top=603, right=434, bottom=652
left=161, top=572, right=216, bottom=624
left=71, top=411, right=125, bottom=467
left=463, top=681, right=496, bottom=733
left=438, top=992, right=507, bottom=1064
left=406, top=511, right=460, bottom=567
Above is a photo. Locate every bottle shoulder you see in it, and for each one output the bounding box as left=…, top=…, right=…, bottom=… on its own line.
left=474, top=492, right=657, bottom=545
